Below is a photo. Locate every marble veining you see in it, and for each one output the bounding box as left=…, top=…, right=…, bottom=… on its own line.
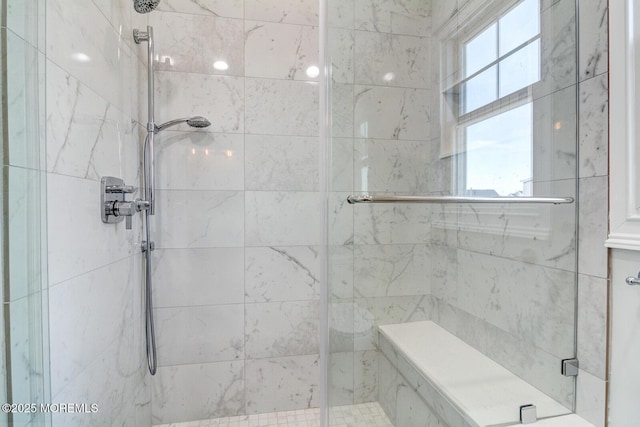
left=245, top=355, right=320, bottom=414
left=578, top=0, right=608, bottom=81
left=245, top=21, right=318, bottom=81
left=245, top=246, right=320, bottom=303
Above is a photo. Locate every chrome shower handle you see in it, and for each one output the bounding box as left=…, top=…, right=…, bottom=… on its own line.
left=105, top=184, right=137, bottom=194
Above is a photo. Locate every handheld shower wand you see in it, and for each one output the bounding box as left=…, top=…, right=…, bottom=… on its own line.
left=133, top=23, right=211, bottom=377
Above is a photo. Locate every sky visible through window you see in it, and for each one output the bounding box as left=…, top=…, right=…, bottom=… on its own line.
left=460, top=0, right=540, bottom=196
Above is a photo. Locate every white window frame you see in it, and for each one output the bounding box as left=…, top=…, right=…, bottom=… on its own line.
left=607, top=0, right=640, bottom=250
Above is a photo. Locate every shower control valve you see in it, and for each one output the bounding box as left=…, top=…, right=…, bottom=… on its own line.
left=101, top=176, right=149, bottom=230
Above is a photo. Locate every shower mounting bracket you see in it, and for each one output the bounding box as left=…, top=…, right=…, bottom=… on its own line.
left=561, top=358, right=579, bottom=377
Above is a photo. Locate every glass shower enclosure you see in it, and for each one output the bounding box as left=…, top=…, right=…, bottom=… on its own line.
left=325, top=0, right=578, bottom=425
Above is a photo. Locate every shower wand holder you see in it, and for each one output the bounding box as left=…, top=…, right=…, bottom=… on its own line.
left=101, top=176, right=150, bottom=230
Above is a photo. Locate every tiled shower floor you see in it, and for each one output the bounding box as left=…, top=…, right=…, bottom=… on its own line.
left=155, top=402, right=393, bottom=427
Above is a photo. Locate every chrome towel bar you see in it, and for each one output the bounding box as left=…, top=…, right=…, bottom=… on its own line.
left=346, top=195, right=575, bottom=205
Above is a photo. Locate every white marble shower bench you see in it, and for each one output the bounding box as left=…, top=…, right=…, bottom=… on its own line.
left=377, top=321, right=595, bottom=427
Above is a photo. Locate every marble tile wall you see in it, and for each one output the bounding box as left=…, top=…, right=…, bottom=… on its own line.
left=327, top=0, right=435, bottom=409
left=147, top=1, right=322, bottom=424
left=45, top=0, right=151, bottom=425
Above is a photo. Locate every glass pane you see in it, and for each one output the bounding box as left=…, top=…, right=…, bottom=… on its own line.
left=499, top=0, right=540, bottom=55
left=463, top=65, right=497, bottom=113
left=499, top=39, right=541, bottom=96
left=465, top=23, right=497, bottom=77
left=465, top=103, right=533, bottom=196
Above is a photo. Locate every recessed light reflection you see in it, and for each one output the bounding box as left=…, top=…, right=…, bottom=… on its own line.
left=213, top=60, right=229, bottom=71
left=71, top=52, right=91, bottom=63
left=225, top=150, right=234, bottom=158
left=554, top=121, right=563, bottom=130
left=306, top=65, right=320, bottom=78
left=383, top=72, right=396, bottom=82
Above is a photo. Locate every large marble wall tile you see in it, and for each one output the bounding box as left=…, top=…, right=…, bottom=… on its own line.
left=6, top=167, right=46, bottom=301
left=354, top=139, right=429, bottom=192
left=331, top=84, right=355, bottom=138
left=353, top=203, right=430, bottom=245
left=47, top=0, right=136, bottom=116
left=456, top=179, right=577, bottom=272
left=152, top=361, right=244, bottom=424
left=579, top=73, right=608, bottom=178
left=245, top=0, right=319, bottom=26
left=354, top=0, right=431, bottom=37
left=51, top=324, right=146, bottom=426
left=429, top=243, right=458, bottom=305
left=155, top=71, right=244, bottom=133
left=577, top=274, right=607, bottom=380
left=245, top=78, right=319, bottom=136
left=354, top=350, right=378, bottom=404
left=8, top=294, right=47, bottom=426
left=396, top=383, right=446, bottom=427
left=245, top=21, right=318, bottom=81
left=245, top=301, right=319, bottom=358
left=245, top=135, right=319, bottom=191
left=377, top=351, right=402, bottom=424
left=354, top=85, right=430, bottom=140
left=353, top=244, right=429, bottom=298
left=331, top=138, right=354, bottom=192
left=330, top=302, right=354, bottom=353
left=328, top=0, right=354, bottom=29
left=5, top=31, right=42, bottom=170
left=91, top=0, right=137, bottom=52
left=245, top=355, right=320, bottom=414
left=576, top=369, right=606, bottom=427
left=354, top=32, right=429, bottom=88
left=330, top=29, right=354, bottom=84
left=155, top=304, right=244, bottom=366
left=577, top=176, right=608, bottom=279
left=47, top=62, right=138, bottom=182
left=578, top=0, right=608, bottom=81
left=157, top=0, right=243, bottom=18
left=150, top=13, right=244, bottom=76
left=47, top=173, right=138, bottom=285
left=431, top=1, right=457, bottom=31
left=456, top=249, right=575, bottom=357
left=329, top=245, right=354, bottom=301
left=328, top=192, right=354, bottom=246
left=245, top=191, right=322, bottom=246
left=533, top=0, right=577, bottom=100
left=245, top=246, right=320, bottom=303
left=328, top=352, right=354, bottom=406
left=48, top=257, right=137, bottom=398
left=532, top=85, right=577, bottom=183
left=354, top=296, right=432, bottom=351
left=156, top=131, right=244, bottom=191
left=153, top=190, right=244, bottom=248
left=153, top=248, right=244, bottom=307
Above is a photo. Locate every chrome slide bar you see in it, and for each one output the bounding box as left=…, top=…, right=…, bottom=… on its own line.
left=346, top=195, right=575, bottom=205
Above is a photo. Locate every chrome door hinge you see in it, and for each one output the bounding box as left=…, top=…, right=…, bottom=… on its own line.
left=562, top=358, right=579, bottom=377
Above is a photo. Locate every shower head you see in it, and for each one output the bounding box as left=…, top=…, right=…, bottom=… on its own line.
left=133, top=0, right=160, bottom=14
left=154, top=116, right=212, bottom=133
left=186, top=116, right=212, bottom=128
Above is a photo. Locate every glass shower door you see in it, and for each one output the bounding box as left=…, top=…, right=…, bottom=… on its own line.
left=326, top=0, right=578, bottom=425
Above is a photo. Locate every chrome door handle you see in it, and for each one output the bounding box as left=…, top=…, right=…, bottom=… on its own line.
left=626, top=273, right=640, bottom=286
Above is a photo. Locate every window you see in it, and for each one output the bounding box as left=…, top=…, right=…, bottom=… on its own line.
left=440, top=0, right=541, bottom=197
